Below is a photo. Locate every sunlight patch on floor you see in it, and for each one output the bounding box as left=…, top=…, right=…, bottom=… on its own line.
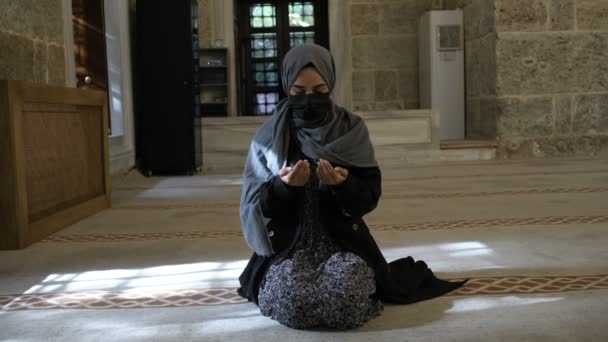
left=133, top=187, right=230, bottom=199
left=383, top=241, right=502, bottom=272
left=23, top=260, right=249, bottom=294
left=446, top=295, right=564, bottom=313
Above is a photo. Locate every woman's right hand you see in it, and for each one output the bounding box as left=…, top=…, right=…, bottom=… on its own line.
left=278, top=160, right=310, bottom=187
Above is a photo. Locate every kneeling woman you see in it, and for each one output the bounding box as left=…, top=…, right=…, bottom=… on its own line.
left=238, top=44, right=467, bottom=330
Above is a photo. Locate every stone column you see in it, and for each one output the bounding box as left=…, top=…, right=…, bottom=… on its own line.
left=329, top=0, right=353, bottom=110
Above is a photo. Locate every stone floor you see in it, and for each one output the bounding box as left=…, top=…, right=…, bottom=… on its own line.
left=1, top=156, right=608, bottom=341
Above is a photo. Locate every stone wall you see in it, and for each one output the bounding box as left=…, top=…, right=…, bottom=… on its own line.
left=494, top=0, right=608, bottom=158
left=0, top=0, right=67, bottom=85
left=350, top=0, right=433, bottom=112
left=447, top=0, right=608, bottom=157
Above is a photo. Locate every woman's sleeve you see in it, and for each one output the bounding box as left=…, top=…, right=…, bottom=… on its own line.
left=329, top=166, right=382, bottom=217
left=258, top=175, right=301, bottom=254
left=259, top=175, right=300, bottom=219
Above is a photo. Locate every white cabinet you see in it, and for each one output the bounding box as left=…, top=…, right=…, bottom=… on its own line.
left=419, top=10, right=465, bottom=140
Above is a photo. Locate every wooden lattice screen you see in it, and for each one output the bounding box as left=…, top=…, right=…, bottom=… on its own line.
left=0, top=80, right=110, bottom=250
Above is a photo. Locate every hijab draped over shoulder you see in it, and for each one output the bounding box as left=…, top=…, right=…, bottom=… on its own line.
left=240, top=44, right=377, bottom=256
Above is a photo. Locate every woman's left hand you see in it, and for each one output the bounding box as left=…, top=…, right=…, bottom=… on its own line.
left=316, top=159, right=348, bottom=186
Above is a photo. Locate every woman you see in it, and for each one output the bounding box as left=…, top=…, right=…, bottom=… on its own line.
left=238, top=44, right=467, bottom=330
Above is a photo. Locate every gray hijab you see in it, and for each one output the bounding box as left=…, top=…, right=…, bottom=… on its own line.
left=240, top=44, right=377, bottom=256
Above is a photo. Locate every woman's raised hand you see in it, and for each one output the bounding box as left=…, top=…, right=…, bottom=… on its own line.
left=317, top=159, right=348, bottom=186
left=279, top=160, right=310, bottom=187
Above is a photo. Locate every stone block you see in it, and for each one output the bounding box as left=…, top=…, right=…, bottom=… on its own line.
left=571, top=135, right=608, bottom=157
left=573, top=93, right=608, bottom=135
left=499, top=135, right=608, bottom=158
left=404, top=99, right=419, bottom=109
left=353, top=101, right=404, bottom=112
left=47, top=44, right=66, bottom=86
left=397, top=68, right=419, bottom=107
left=0, top=0, right=64, bottom=44
left=378, top=0, right=430, bottom=35
left=577, top=0, right=608, bottom=30
left=352, top=102, right=368, bottom=112
left=0, top=0, right=37, bottom=38
left=554, top=94, right=572, bottom=134
left=478, top=34, right=497, bottom=96
left=465, top=40, right=480, bottom=96
left=466, top=35, right=496, bottom=97
left=496, top=96, right=553, bottom=137
left=352, top=36, right=418, bottom=69
left=374, top=70, right=398, bottom=101
left=495, top=0, right=548, bottom=32
left=465, top=0, right=497, bottom=40
left=570, top=33, right=608, bottom=93
left=499, top=134, right=608, bottom=158
left=463, top=1, right=480, bottom=40
left=496, top=33, right=608, bottom=94
left=496, top=34, right=558, bottom=94
left=0, top=31, right=35, bottom=81
left=350, top=4, right=379, bottom=36
left=33, top=41, right=48, bottom=83
left=538, top=137, right=577, bottom=156
left=497, top=136, right=534, bottom=158
left=444, top=0, right=470, bottom=10
left=479, top=97, right=498, bottom=138
left=479, top=0, right=496, bottom=37
left=498, top=136, right=554, bottom=158
left=41, top=0, right=64, bottom=45
left=466, top=97, right=480, bottom=138
left=352, top=71, right=374, bottom=101
left=550, top=0, right=574, bottom=31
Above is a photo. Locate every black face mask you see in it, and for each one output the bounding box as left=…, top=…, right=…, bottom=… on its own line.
left=288, top=93, right=332, bottom=122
